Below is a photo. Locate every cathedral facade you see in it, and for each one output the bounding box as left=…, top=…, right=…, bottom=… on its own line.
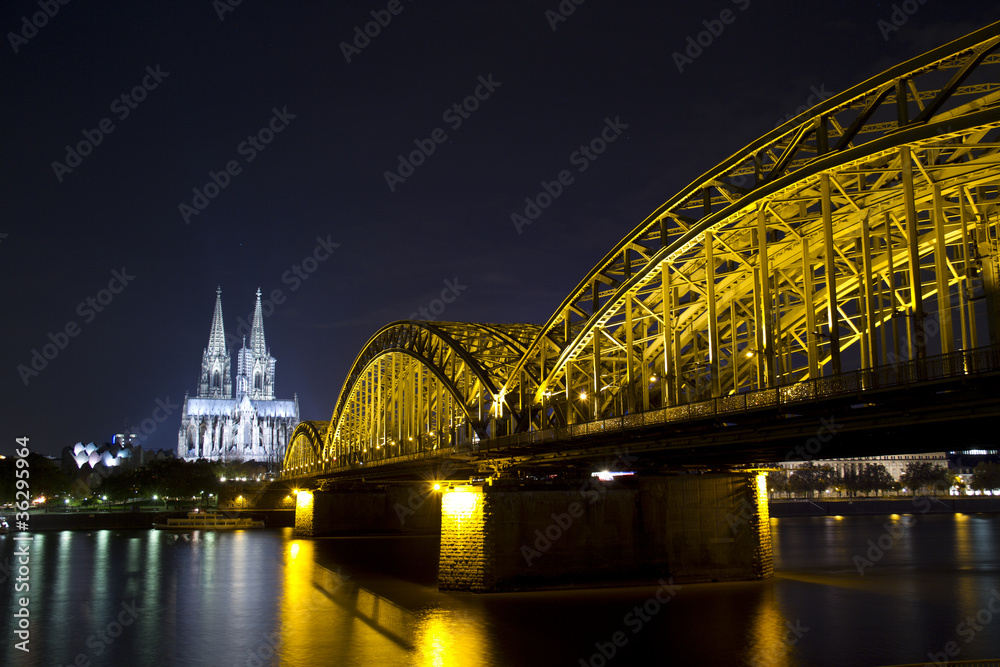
left=177, top=288, right=299, bottom=467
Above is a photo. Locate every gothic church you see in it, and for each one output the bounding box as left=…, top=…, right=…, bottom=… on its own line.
left=177, top=288, right=299, bottom=466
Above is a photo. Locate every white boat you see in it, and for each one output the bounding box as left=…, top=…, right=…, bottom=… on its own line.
left=152, top=510, right=264, bottom=530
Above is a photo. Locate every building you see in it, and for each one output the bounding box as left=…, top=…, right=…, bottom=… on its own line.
left=60, top=430, right=173, bottom=494
left=778, top=452, right=948, bottom=481
left=177, top=288, right=299, bottom=467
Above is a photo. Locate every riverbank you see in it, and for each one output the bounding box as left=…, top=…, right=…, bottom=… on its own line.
left=769, top=496, right=1000, bottom=517
left=12, top=508, right=295, bottom=531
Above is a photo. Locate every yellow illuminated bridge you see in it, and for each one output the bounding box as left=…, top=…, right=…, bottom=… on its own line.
left=284, top=23, right=1000, bottom=480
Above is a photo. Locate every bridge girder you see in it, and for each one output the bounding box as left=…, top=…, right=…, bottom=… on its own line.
left=497, top=23, right=1000, bottom=432
left=284, top=321, right=542, bottom=475
left=285, top=22, right=1000, bottom=477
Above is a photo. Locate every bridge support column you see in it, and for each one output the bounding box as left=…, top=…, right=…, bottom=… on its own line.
left=292, top=484, right=442, bottom=537
left=438, top=471, right=772, bottom=593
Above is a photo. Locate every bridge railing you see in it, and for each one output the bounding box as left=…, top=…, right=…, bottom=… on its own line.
left=479, top=345, right=1000, bottom=453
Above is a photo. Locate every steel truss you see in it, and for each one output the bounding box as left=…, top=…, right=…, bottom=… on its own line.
left=285, top=23, right=1000, bottom=476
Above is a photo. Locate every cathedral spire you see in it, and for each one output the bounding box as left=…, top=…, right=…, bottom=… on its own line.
left=236, top=289, right=276, bottom=400
left=199, top=287, right=232, bottom=398
left=207, top=286, right=227, bottom=354
left=249, top=287, right=267, bottom=357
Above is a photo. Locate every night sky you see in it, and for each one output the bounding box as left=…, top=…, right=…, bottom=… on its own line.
left=2, top=1, right=997, bottom=458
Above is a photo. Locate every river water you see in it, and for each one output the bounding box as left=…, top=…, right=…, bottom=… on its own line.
left=2, top=513, right=999, bottom=666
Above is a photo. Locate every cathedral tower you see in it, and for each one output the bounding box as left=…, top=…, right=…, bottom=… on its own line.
left=236, top=288, right=277, bottom=400
left=178, top=288, right=298, bottom=467
left=198, top=287, right=232, bottom=398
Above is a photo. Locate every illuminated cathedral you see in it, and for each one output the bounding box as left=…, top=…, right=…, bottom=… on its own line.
left=177, top=288, right=299, bottom=466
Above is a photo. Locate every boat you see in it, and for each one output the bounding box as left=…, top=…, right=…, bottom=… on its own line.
left=152, top=510, right=264, bottom=530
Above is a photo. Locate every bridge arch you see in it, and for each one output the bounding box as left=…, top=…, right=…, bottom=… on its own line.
left=295, top=321, right=542, bottom=472
left=285, top=23, right=1000, bottom=476
left=497, top=23, right=1000, bottom=431
left=284, top=420, right=328, bottom=475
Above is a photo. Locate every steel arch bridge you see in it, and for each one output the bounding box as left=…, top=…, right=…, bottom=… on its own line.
left=285, top=23, right=1000, bottom=477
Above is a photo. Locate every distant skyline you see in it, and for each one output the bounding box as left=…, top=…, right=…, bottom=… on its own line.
left=3, top=2, right=998, bottom=456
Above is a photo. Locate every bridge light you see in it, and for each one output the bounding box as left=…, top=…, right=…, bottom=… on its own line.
left=579, top=392, right=587, bottom=400
left=746, top=350, right=755, bottom=358
left=650, top=375, right=657, bottom=382
left=433, top=483, right=441, bottom=491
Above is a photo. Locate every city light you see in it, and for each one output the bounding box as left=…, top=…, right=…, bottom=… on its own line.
left=592, top=471, right=634, bottom=481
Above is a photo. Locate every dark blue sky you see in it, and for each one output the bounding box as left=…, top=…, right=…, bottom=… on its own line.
left=2, top=1, right=997, bottom=456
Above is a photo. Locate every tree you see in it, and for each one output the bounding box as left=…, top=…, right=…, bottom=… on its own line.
left=788, top=462, right=834, bottom=497
left=767, top=469, right=789, bottom=498
left=840, top=468, right=861, bottom=497
left=970, top=462, right=1000, bottom=493
left=899, top=461, right=950, bottom=496
left=0, top=453, right=72, bottom=504
left=859, top=463, right=895, bottom=497
left=99, top=458, right=221, bottom=504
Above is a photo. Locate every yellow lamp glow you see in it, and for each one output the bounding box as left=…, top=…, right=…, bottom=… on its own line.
left=442, top=486, right=480, bottom=521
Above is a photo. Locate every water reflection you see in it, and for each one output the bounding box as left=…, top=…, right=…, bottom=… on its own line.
left=4, top=516, right=1000, bottom=666
left=277, top=536, right=493, bottom=666
left=743, top=583, right=797, bottom=666
left=412, top=606, right=493, bottom=667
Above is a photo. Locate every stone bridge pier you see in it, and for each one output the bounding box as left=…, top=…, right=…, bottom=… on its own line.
left=291, top=471, right=772, bottom=592
left=437, top=471, right=772, bottom=592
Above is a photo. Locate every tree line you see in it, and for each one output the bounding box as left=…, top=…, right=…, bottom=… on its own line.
left=768, top=461, right=1000, bottom=498
left=0, top=455, right=268, bottom=506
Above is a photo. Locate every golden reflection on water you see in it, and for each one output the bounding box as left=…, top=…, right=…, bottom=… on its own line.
left=744, top=585, right=797, bottom=667
left=411, top=605, right=492, bottom=667
left=953, top=512, right=971, bottom=563
left=276, top=535, right=493, bottom=667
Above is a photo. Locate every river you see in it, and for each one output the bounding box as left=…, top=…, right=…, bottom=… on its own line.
left=2, top=513, right=999, bottom=666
